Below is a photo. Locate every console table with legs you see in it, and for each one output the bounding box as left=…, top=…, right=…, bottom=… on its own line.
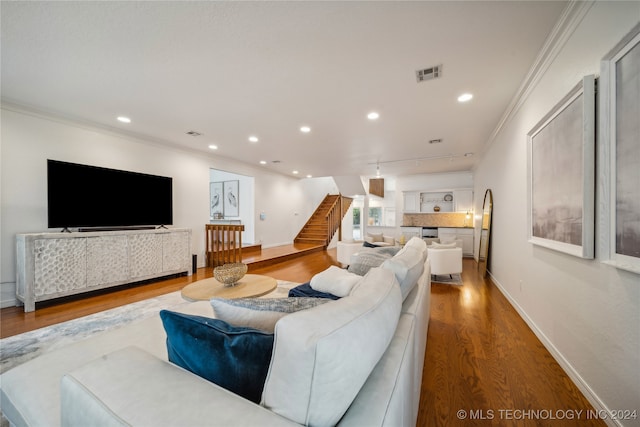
left=16, top=228, right=192, bottom=312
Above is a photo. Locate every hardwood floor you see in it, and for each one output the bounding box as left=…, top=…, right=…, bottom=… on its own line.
left=0, top=249, right=603, bottom=426
left=418, top=258, right=604, bottom=426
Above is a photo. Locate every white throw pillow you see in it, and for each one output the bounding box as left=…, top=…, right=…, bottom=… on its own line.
left=381, top=246, right=425, bottom=300
left=431, top=241, right=457, bottom=249
left=210, top=297, right=329, bottom=333
left=403, top=236, right=427, bottom=257
left=310, top=266, right=362, bottom=297
left=366, top=232, right=384, bottom=242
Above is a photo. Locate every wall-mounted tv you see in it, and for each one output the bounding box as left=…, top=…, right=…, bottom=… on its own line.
left=47, top=160, right=173, bottom=230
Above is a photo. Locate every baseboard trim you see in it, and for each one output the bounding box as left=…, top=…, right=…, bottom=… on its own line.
left=1, top=282, right=18, bottom=309
left=1, top=297, right=18, bottom=309
left=488, top=271, right=620, bottom=427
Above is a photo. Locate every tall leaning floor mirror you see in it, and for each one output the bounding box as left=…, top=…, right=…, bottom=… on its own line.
left=478, top=189, right=493, bottom=278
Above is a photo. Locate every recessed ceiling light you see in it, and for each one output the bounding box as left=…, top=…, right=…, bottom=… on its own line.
left=367, top=112, right=380, bottom=120
left=208, top=145, right=218, bottom=150
left=249, top=136, right=259, bottom=143
left=292, top=170, right=299, bottom=175
left=117, top=116, right=131, bottom=123
left=306, top=174, right=312, bottom=178
left=300, top=126, right=311, bottom=133
left=457, top=93, right=473, bottom=103
left=259, top=160, right=267, bottom=165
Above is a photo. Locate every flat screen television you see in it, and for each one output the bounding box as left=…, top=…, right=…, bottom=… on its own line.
left=47, top=159, right=173, bottom=230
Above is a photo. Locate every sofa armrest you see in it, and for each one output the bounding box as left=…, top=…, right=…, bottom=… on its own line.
left=61, top=346, right=298, bottom=427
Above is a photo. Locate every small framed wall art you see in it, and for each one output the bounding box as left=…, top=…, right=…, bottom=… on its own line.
left=210, top=182, right=223, bottom=219
left=223, top=180, right=240, bottom=217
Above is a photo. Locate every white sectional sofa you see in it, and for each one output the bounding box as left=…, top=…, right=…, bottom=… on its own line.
left=1, top=237, right=431, bottom=427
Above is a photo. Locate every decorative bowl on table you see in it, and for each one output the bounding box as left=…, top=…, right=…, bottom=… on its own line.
left=214, top=262, right=248, bottom=287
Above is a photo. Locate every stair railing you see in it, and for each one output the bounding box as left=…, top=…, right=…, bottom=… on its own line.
left=325, top=195, right=353, bottom=244
left=205, top=224, right=244, bottom=267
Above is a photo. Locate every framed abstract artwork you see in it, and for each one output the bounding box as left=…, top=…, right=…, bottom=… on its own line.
left=223, top=180, right=239, bottom=217
left=599, top=23, right=640, bottom=274
left=527, top=75, right=595, bottom=259
left=210, top=182, right=223, bottom=218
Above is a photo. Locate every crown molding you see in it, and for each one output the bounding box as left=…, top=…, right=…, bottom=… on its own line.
left=481, top=0, right=595, bottom=155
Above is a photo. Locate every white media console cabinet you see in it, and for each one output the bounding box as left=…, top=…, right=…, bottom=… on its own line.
left=16, top=228, right=192, bottom=312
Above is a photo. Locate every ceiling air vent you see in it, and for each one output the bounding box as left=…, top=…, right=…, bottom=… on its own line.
left=416, top=65, right=442, bottom=83
left=186, top=131, right=202, bottom=136
left=429, top=138, right=443, bottom=144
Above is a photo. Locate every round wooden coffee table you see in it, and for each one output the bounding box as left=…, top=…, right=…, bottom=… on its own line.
left=181, top=274, right=277, bottom=301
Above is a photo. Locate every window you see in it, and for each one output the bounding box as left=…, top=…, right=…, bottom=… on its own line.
left=368, top=207, right=382, bottom=226
left=352, top=207, right=361, bottom=240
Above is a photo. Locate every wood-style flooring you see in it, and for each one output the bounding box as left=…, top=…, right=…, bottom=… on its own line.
left=420, top=259, right=603, bottom=426
left=0, top=248, right=603, bottom=426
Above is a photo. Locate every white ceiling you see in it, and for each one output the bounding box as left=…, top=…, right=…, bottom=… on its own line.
left=1, top=1, right=567, bottom=179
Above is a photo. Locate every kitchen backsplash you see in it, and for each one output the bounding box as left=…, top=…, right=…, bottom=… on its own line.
left=402, top=213, right=471, bottom=228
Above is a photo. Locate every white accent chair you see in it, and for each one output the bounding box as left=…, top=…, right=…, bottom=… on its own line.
left=337, top=240, right=364, bottom=266
left=439, top=238, right=464, bottom=249
left=427, top=247, right=463, bottom=278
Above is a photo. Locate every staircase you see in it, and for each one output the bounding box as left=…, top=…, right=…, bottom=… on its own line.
left=294, top=194, right=353, bottom=247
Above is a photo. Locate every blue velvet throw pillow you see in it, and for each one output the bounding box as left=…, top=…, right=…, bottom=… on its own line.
left=288, top=282, right=341, bottom=300
left=159, top=310, right=274, bottom=403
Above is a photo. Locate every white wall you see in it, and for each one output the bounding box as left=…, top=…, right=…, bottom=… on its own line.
left=0, top=106, right=322, bottom=307
left=474, top=3, right=639, bottom=421
left=210, top=169, right=255, bottom=244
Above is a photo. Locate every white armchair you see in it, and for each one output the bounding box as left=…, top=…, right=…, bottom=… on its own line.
left=427, top=247, right=463, bottom=278
left=439, top=238, right=463, bottom=249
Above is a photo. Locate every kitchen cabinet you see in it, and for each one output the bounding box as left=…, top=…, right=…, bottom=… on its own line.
left=453, top=189, right=473, bottom=213
left=403, top=192, right=419, bottom=213
left=438, top=227, right=474, bottom=257
left=400, top=227, right=422, bottom=240
left=405, top=188, right=473, bottom=214
left=420, top=192, right=454, bottom=213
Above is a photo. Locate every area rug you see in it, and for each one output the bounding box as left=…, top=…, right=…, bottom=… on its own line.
left=0, top=280, right=298, bottom=374
left=431, top=273, right=463, bottom=286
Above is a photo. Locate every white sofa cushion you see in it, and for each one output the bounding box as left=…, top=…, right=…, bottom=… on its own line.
left=261, top=267, right=402, bottom=426
left=402, top=236, right=428, bottom=257
left=0, top=301, right=214, bottom=427
left=210, top=297, right=329, bottom=333
left=381, top=245, right=425, bottom=300
left=61, top=346, right=298, bottom=427
left=365, top=232, right=384, bottom=243
left=309, top=265, right=362, bottom=297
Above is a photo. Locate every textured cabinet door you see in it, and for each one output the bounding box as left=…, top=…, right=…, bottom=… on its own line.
left=163, top=231, right=190, bottom=272
left=17, top=229, right=191, bottom=312
left=460, top=235, right=474, bottom=256
left=453, top=189, right=473, bottom=212
left=128, top=234, right=163, bottom=278
left=403, top=192, right=419, bottom=213
left=438, top=228, right=457, bottom=243
left=87, top=235, right=129, bottom=287
left=34, top=238, right=87, bottom=297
